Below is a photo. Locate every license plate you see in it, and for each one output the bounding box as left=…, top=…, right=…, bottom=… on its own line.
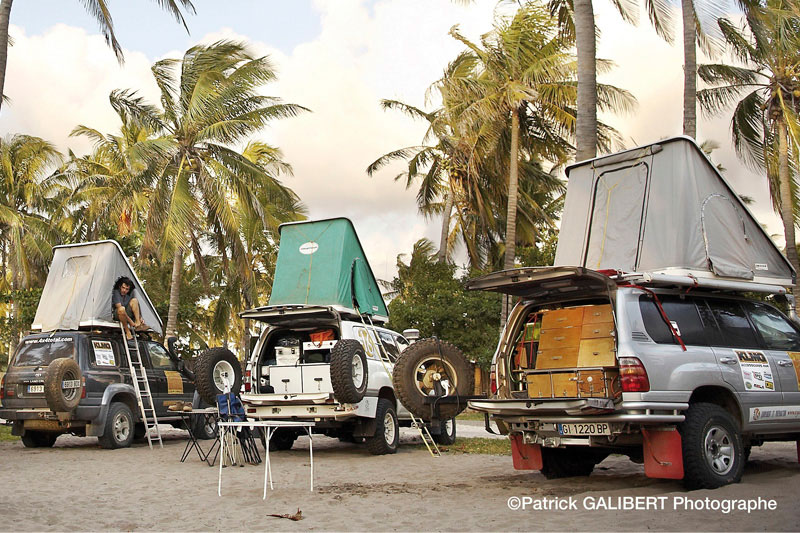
left=27, top=385, right=44, bottom=394
left=62, top=380, right=81, bottom=389
left=557, top=422, right=611, bottom=436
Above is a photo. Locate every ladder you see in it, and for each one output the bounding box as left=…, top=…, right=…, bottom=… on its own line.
left=360, top=314, right=441, bottom=457
left=120, top=324, right=162, bottom=449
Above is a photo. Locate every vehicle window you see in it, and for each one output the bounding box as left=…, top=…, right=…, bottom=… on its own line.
left=378, top=331, right=399, bottom=362
left=90, top=339, right=118, bottom=367
left=394, top=335, right=410, bottom=353
left=13, top=336, right=75, bottom=367
left=147, top=342, right=175, bottom=370
left=745, top=303, right=800, bottom=351
left=638, top=296, right=710, bottom=346
left=706, top=299, right=760, bottom=349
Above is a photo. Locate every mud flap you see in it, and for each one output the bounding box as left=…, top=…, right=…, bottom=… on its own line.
left=510, top=434, right=543, bottom=470
left=797, top=441, right=799, bottom=463
left=642, top=427, right=684, bottom=479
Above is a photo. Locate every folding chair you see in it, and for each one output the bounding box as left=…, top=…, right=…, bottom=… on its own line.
left=216, top=392, right=262, bottom=466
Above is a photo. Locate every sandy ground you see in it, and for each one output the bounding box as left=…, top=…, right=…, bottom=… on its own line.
left=1, top=420, right=799, bottom=532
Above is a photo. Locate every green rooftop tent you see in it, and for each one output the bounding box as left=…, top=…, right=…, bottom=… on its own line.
left=268, top=218, right=389, bottom=321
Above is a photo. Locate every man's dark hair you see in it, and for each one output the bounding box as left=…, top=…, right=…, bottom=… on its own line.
left=113, top=276, right=135, bottom=292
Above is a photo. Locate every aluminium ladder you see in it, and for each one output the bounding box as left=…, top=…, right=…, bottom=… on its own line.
left=360, top=315, right=441, bottom=457
left=120, top=324, right=162, bottom=449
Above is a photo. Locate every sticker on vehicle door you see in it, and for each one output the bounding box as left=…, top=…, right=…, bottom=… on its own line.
left=788, top=352, right=800, bottom=388
left=749, top=406, right=800, bottom=422
left=164, top=371, right=184, bottom=394
left=734, top=350, right=774, bottom=391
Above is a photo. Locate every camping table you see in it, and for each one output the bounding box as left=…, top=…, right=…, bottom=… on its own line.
left=177, top=407, right=220, bottom=466
left=217, top=420, right=315, bottom=499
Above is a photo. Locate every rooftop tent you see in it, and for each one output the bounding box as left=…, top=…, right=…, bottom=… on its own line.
left=268, top=218, right=389, bottom=320
left=554, top=136, right=795, bottom=287
left=32, top=241, right=163, bottom=335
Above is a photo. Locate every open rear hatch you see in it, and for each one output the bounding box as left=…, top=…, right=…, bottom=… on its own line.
left=239, top=304, right=341, bottom=328
left=467, top=267, right=621, bottom=403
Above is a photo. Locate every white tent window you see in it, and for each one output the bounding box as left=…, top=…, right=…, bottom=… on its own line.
left=701, top=194, right=753, bottom=279
left=63, top=255, right=92, bottom=278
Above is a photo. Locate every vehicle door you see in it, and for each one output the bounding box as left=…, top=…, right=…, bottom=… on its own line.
left=705, top=298, right=785, bottom=431
left=744, top=302, right=800, bottom=424
left=143, top=340, right=191, bottom=415
left=86, top=336, right=124, bottom=405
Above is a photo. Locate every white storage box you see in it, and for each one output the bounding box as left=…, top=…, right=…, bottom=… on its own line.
left=302, top=364, right=333, bottom=393
left=270, top=366, right=302, bottom=394
left=302, top=340, right=337, bottom=351
left=275, top=346, right=300, bottom=366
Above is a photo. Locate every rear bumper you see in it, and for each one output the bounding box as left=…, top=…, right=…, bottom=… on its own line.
left=241, top=392, right=333, bottom=405
left=243, top=402, right=359, bottom=420
left=468, top=398, right=687, bottom=424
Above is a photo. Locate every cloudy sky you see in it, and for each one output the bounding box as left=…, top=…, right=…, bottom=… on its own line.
left=0, top=0, right=775, bottom=284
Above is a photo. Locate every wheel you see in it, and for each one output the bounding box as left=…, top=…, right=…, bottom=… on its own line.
left=133, top=423, right=147, bottom=440
left=392, top=338, right=474, bottom=420
left=329, top=339, right=369, bottom=404
left=366, top=398, right=399, bottom=455
left=678, top=402, right=744, bottom=489
left=260, top=428, right=298, bottom=451
left=195, top=348, right=242, bottom=405
left=44, top=358, right=82, bottom=412
left=744, top=445, right=752, bottom=463
left=20, top=431, right=59, bottom=448
left=540, top=447, right=608, bottom=479
left=191, top=406, right=218, bottom=440
left=98, top=402, right=135, bottom=449
left=432, top=417, right=457, bottom=445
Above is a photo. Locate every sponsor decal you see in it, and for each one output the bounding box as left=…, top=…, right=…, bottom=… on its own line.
left=734, top=350, right=773, bottom=392
left=164, top=371, right=184, bottom=394
left=299, top=241, right=319, bottom=255
left=749, top=405, right=800, bottom=422
left=91, top=340, right=116, bottom=366
left=788, top=352, right=800, bottom=389
left=25, top=337, right=71, bottom=344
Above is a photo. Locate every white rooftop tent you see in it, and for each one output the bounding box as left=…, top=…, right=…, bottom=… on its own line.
left=31, top=241, right=163, bottom=335
left=554, top=136, right=795, bottom=289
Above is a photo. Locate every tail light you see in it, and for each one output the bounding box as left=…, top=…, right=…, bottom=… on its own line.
left=490, top=370, right=497, bottom=395
left=81, top=376, right=87, bottom=399
left=0, top=373, right=5, bottom=400
left=244, top=369, right=251, bottom=392
left=619, top=357, right=650, bottom=392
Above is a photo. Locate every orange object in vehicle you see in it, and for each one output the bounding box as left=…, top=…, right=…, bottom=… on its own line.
left=310, top=329, right=335, bottom=346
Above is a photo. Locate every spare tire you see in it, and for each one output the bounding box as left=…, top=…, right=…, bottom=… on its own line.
left=329, top=339, right=369, bottom=404
left=195, top=348, right=242, bottom=405
left=44, top=357, right=82, bottom=412
left=392, top=338, right=473, bottom=420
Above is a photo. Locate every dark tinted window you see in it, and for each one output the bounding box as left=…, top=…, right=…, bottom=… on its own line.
left=147, top=342, right=175, bottom=370
left=639, top=296, right=710, bottom=346
left=707, top=299, right=760, bottom=349
left=378, top=331, right=399, bottom=362
left=14, top=336, right=75, bottom=366
left=746, top=302, right=800, bottom=351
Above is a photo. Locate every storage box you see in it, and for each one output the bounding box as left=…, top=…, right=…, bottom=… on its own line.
left=535, top=347, right=579, bottom=369
left=270, top=366, right=302, bottom=394
left=525, top=368, right=620, bottom=399
left=541, top=307, right=585, bottom=329
left=302, top=364, right=333, bottom=393
left=275, top=346, right=300, bottom=366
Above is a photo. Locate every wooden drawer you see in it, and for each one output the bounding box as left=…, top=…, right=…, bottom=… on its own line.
left=582, top=304, right=613, bottom=324
left=539, top=327, right=582, bottom=350
left=577, top=338, right=616, bottom=367
left=526, top=374, right=552, bottom=398
left=578, top=369, right=620, bottom=398
left=580, top=321, right=615, bottom=339
left=541, top=308, right=584, bottom=330
left=535, top=347, right=579, bottom=369
left=551, top=372, right=579, bottom=397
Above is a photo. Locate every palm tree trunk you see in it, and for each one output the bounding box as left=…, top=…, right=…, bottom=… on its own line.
left=777, top=118, right=799, bottom=293
left=574, top=0, right=597, bottom=161
left=0, top=0, right=12, bottom=113
left=502, top=111, right=521, bottom=324
left=682, top=0, right=697, bottom=138
left=437, top=188, right=454, bottom=263
left=165, top=248, right=183, bottom=337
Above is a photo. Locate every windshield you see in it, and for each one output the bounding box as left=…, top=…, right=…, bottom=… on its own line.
left=14, top=336, right=76, bottom=367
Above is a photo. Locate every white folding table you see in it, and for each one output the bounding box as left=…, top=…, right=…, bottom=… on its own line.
left=217, top=420, right=315, bottom=499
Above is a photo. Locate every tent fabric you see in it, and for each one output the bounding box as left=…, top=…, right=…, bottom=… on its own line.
left=554, top=137, right=795, bottom=287
left=32, top=241, right=163, bottom=334
left=268, top=218, right=389, bottom=319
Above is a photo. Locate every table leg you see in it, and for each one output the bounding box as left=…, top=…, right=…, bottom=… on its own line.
left=263, top=427, right=272, bottom=500
left=307, top=427, right=314, bottom=492
left=218, top=425, right=225, bottom=497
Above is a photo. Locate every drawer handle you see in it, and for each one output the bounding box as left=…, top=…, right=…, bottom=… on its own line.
left=552, top=356, right=562, bottom=360
left=592, top=351, right=600, bottom=356
left=554, top=336, right=565, bottom=341
left=592, top=329, right=601, bottom=334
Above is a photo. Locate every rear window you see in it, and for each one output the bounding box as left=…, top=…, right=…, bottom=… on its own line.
left=14, top=336, right=76, bottom=367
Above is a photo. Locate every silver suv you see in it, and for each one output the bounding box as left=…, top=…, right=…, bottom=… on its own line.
left=468, top=267, right=800, bottom=489
left=237, top=305, right=457, bottom=454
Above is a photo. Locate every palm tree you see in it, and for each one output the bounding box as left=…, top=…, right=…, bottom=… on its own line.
left=0, top=0, right=195, bottom=112
left=697, top=0, right=800, bottom=289
left=101, top=40, right=308, bottom=337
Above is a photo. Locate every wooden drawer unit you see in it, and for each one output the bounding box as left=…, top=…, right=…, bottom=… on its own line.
left=526, top=373, right=552, bottom=398
left=551, top=371, right=579, bottom=398
left=581, top=321, right=615, bottom=339
left=577, top=338, right=616, bottom=367
left=535, top=347, right=579, bottom=369
left=541, top=307, right=584, bottom=329
left=538, top=327, right=582, bottom=350
left=583, top=304, right=613, bottom=324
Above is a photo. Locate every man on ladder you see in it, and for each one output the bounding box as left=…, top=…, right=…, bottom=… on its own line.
left=112, top=276, right=147, bottom=340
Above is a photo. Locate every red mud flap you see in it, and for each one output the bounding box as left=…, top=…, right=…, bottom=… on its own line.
left=642, top=427, right=684, bottom=479
left=510, top=434, right=543, bottom=470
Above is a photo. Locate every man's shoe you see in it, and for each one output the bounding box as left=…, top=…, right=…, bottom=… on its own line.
left=168, top=401, right=185, bottom=412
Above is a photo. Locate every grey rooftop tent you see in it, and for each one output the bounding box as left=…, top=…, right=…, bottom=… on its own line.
left=554, top=136, right=795, bottom=288
left=32, top=240, right=163, bottom=335
left=267, top=218, right=389, bottom=322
